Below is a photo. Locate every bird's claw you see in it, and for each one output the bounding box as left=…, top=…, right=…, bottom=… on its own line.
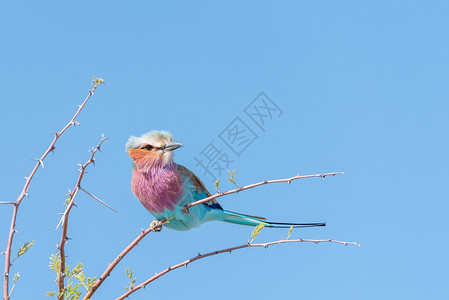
left=150, top=220, right=163, bottom=232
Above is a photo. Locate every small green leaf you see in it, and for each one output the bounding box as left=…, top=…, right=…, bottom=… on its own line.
left=65, top=281, right=82, bottom=300
left=125, top=267, right=136, bottom=290
left=87, top=277, right=97, bottom=291
left=251, top=223, right=266, bottom=242
left=70, top=263, right=83, bottom=276
left=92, top=75, right=104, bottom=86
left=49, top=254, right=61, bottom=272
left=286, top=225, right=293, bottom=240
left=227, top=169, right=238, bottom=188
left=46, top=291, right=55, bottom=297
left=214, top=179, right=220, bottom=193
left=17, top=240, right=34, bottom=258
left=13, top=272, right=20, bottom=284
left=74, top=271, right=86, bottom=284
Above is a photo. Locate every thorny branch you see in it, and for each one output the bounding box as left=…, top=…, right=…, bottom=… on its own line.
left=85, top=171, right=344, bottom=299
left=116, top=237, right=361, bottom=299
left=57, top=136, right=110, bottom=300
left=183, top=172, right=344, bottom=212
left=82, top=219, right=167, bottom=300
left=2, top=79, right=103, bottom=300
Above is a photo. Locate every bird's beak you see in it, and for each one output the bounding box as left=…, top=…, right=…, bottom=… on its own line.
left=162, top=141, right=183, bottom=152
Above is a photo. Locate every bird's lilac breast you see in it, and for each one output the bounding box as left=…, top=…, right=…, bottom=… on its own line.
left=131, top=166, right=183, bottom=214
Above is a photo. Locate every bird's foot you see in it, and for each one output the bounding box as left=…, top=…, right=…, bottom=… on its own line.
left=150, top=220, right=163, bottom=232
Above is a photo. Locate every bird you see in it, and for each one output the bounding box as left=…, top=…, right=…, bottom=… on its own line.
left=126, top=130, right=325, bottom=231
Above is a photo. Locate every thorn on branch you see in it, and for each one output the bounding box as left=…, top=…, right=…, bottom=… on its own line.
left=32, top=158, right=45, bottom=168
left=80, top=188, right=117, bottom=212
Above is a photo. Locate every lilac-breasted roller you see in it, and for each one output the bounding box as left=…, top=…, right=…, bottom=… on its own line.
left=126, top=130, right=325, bottom=231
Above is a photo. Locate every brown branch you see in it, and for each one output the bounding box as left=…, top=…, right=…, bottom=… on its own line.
left=57, top=136, right=108, bottom=300
left=2, top=79, right=103, bottom=300
left=183, top=172, right=344, bottom=212
left=84, top=172, right=343, bottom=299
left=116, top=237, right=361, bottom=299
left=82, top=219, right=167, bottom=300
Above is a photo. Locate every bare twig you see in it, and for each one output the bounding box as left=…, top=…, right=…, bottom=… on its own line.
left=57, top=136, right=108, bottom=300
left=79, top=187, right=117, bottom=213
left=82, top=219, right=166, bottom=300
left=3, top=79, right=103, bottom=300
left=183, top=172, right=344, bottom=212
left=116, top=237, right=361, bottom=299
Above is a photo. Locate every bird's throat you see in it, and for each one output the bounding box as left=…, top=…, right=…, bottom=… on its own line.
left=131, top=164, right=183, bottom=214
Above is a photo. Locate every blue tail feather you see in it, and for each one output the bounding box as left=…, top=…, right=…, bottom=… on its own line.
left=221, top=210, right=325, bottom=228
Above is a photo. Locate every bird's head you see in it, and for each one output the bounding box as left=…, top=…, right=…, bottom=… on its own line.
left=126, top=130, right=183, bottom=171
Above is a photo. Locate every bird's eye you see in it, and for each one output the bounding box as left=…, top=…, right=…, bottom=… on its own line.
left=142, top=145, right=153, bottom=150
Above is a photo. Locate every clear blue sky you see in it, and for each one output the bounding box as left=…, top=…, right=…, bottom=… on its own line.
left=1, top=1, right=448, bottom=299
